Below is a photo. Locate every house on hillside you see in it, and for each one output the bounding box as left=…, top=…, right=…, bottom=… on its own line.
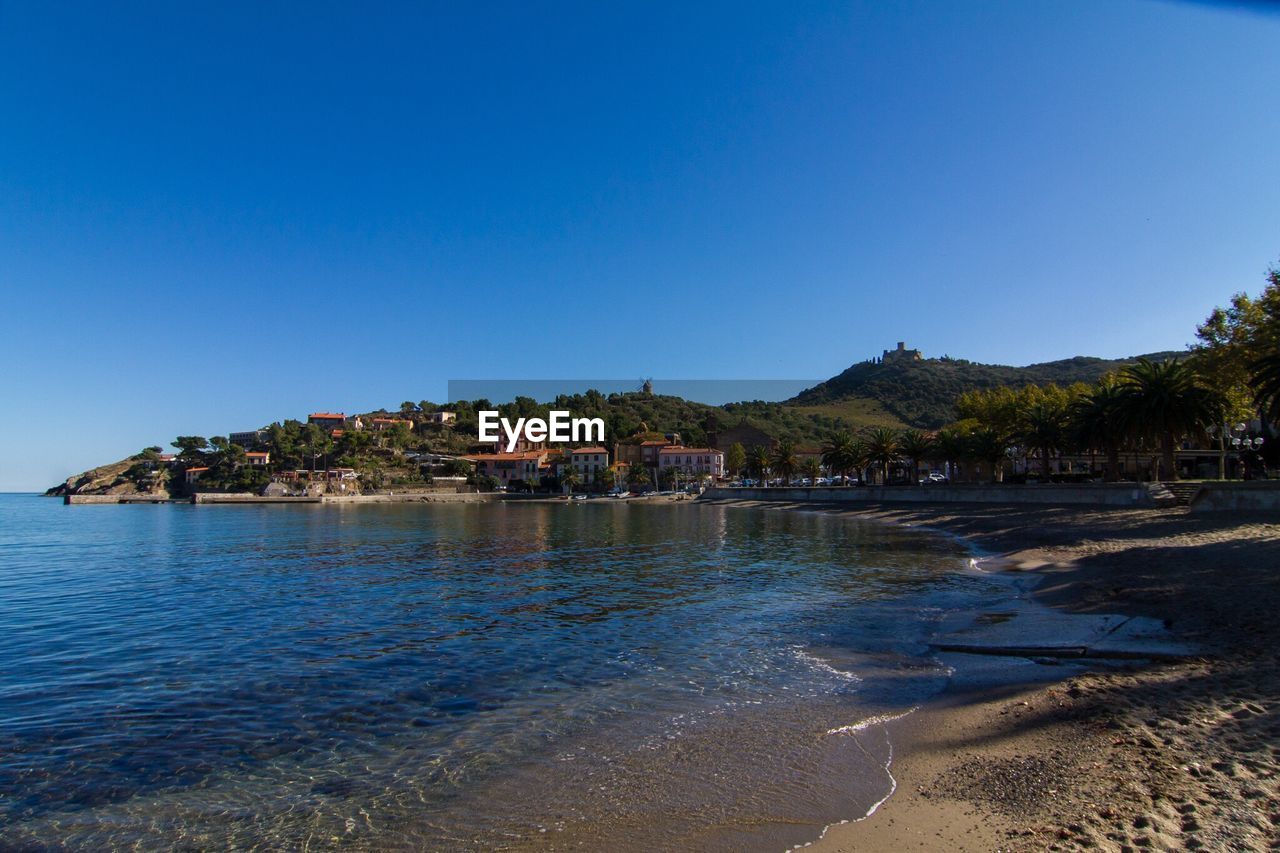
left=229, top=430, right=266, bottom=448
left=245, top=451, right=270, bottom=467
left=308, top=413, right=346, bottom=432
left=368, top=417, right=412, bottom=432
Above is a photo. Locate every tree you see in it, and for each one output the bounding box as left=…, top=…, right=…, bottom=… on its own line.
left=863, top=426, right=900, bottom=485
left=628, top=464, right=651, bottom=489
left=725, top=442, right=747, bottom=478
left=442, top=458, right=473, bottom=477
left=821, top=431, right=858, bottom=485
left=1019, top=400, right=1070, bottom=478
left=897, top=429, right=934, bottom=483
left=400, top=401, right=418, bottom=415
left=955, top=386, right=1020, bottom=440
left=1115, top=358, right=1223, bottom=481
left=1253, top=353, right=1280, bottom=425
left=748, top=444, right=772, bottom=486
left=933, top=426, right=969, bottom=483
left=772, top=440, right=798, bottom=484
left=561, top=465, right=581, bottom=495
left=172, top=436, right=209, bottom=463
left=599, top=467, right=617, bottom=491
left=1069, top=378, right=1126, bottom=482
left=966, top=427, right=1008, bottom=483
left=800, top=457, right=822, bottom=485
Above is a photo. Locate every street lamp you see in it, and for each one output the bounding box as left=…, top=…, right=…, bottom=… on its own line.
left=1228, top=426, right=1266, bottom=479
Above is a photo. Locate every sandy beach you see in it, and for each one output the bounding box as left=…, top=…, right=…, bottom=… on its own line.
left=709, top=500, right=1280, bottom=851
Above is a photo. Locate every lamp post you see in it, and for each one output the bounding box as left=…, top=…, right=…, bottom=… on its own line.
left=1231, top=430, right=1266, bottom=480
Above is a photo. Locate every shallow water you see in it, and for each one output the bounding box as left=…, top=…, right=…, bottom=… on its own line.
left=0, top=495, right=1013, bottom=849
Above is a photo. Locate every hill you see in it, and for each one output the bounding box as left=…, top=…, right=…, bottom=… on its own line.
left=788, top=350, right=1184, bottom=429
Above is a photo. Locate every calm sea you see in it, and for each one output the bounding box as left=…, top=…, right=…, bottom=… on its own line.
left=0, top=494, right=1012, bottom=850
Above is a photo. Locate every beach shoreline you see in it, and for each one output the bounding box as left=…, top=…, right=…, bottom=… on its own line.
left=706, top=499, right=1280, bottom=851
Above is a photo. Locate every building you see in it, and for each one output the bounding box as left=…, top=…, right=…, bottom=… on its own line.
left=245, top=451, right=270, bottom=467
left=882, top=341, right=922, bottom=362
left=229, top=430, right=267, bottom=448
left=639, top=439, right=671, bottom=468
left=658, top=447, right=725, bottom=479
left=308, top=412, right=347, bottom=431
left=464, top=450, right=549, bottom=486
left=570, top=447, right=609, bottom=483
left=368, top=417, right=412, bottom=432
left=184, top=466, right=209, bottom=485
left=424, top=411, right=456, bottom=425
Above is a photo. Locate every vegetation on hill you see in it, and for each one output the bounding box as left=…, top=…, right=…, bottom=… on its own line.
left=791, top=351, right=1183, bottom=429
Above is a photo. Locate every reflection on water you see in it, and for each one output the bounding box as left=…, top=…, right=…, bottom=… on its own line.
left=0, top=496, right=998, bottom=849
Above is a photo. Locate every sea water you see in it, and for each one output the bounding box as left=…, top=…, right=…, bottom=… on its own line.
left=0, top=495, right=1013, bottom=849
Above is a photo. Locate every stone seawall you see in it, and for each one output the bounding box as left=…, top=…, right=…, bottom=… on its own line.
left=1188, top=482, right=1280, bottom=513
left=700, top=483, right=1158, bottom=508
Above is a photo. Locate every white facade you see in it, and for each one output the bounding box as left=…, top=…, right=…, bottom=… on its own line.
left=657, top=447, right=724, bottom=478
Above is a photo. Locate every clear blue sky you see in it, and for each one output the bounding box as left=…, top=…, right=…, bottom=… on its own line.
left=3, top=1, right=1279, bottom=491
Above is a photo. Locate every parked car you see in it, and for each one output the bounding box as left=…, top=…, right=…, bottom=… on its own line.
left=920, top=473, right=948, bottom=484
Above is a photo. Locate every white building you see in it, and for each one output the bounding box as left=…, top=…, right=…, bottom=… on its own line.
left=570, top=447, right=609, bottom=483
left=657, top=447, right=724, bottom=479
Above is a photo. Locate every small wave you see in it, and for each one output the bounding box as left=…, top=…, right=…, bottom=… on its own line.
left=789, top=647, right=861, bottom=683
left=825, top=706, right=916, bottom=736
left=792, top=709, right=918, bottom=850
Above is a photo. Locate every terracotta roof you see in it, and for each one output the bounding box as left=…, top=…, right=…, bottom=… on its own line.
left=659, top=446, right=721, bottom=454
left=185, top=466, right=209, bottom=473
left=640, top=440, right=668, bottom=446
left=571, top=447, right=608, bottom=454
left=245, top=452, right=269, bottom=458
left=309, top=412, right=346, bottom=419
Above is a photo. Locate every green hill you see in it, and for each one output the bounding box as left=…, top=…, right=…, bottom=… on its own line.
left=788, top=350, right=1184, bottom=429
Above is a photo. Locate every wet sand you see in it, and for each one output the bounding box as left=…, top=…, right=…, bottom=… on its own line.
left=712, top=501, right=1280, bottom=851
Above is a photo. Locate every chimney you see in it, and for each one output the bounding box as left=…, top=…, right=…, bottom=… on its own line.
left=897, top=341, right=906, bottom=351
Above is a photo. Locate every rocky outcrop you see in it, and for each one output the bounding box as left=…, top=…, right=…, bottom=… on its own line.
left=45, top=457, right=173, bottom=498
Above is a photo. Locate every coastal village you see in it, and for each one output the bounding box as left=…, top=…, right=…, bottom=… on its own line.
left=48, top=337, right=1277, bottom=505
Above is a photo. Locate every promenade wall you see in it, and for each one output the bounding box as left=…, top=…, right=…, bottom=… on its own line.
left=1188, top=482, right=1280, bottom=513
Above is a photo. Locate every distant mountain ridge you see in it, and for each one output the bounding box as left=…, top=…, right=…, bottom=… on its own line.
left=788, top=350, right=1185, bottom=429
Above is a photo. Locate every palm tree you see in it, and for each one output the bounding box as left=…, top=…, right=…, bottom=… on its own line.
left=1251, top=352, right=1280, bottom=425
left=897, top=429, right=934, bottom=483
left=748, top=444, right=772, bottom=486
left=1019, top=400, right=1069, bottom=479
left=966, top=427, right=1008, bottom=483
left=561, top=465, right=581, bottom=496
left=821, top=431, right=857, bottom=485
left=863, top=426, right=900, bottom=485
left=772, top=439, right=798, bottom=485
left=1115, top=358, right=1223, bottom=481
left=1069, top=378, right=1126, bottom=482
left=800, top=457, right=822, bottom=486
left=932, top=427, right=968, bottom=483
